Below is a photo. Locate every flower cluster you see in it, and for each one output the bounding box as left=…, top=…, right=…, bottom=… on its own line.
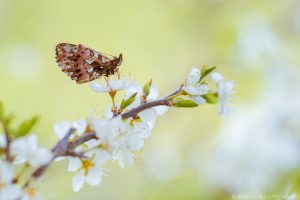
left=0, top=118, right=52, bottom=200
left=0, top=65, right=235, bottom=198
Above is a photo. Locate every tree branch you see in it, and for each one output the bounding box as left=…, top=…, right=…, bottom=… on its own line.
left=25, top=95, right=173, bottom=186
left=121, top=99, right=170, bottom=119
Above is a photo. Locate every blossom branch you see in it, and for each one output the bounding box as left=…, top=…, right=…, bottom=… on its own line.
left=25, top=94, right=172, bottom=185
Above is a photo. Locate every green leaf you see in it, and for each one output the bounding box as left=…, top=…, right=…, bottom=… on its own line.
left=15, top=116, right=39, bottom=137
left=120, top=92, right=138, bottom=109
left=201, top=64, right=207, bottom=77
left=0, top=101, right=3, bottom=121
left=143, top=79, right=152, bottom=97
left=200, top=66, right=216, bottom=82
left=3, top=114, right=14, bottom=127
left=174, top=98, right=198, bottom=108
left=2, top=114, right=15, bottom=137
left=203, top=93, right=218, bottom=104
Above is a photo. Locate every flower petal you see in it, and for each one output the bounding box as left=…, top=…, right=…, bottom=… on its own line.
left=68, top=157, right=82, bottom=172
left=86, top=167, right=103, bottom=186
left=73, top=119, right=87, bottom=135
left=186, top=68, right=201, bottom=85
left=148, top=85, right=158, bottom=100
left=110, top=79, right=126, bottom=91
left=126, top=134, right=144, bottom=151
left=0, top=134, right=7, bottom=148
left=72, top=172, right=85, bottom=192
left=28, top=148, right=53, bottom=167
left=133, top=122, right=151, bottom=139
left=154, top=105, right=169, bottom=116
left=190, top=96, right=206, bottom=105
left=0, top=161, right=14, bottom=183
left=90, top=82, right=109, bottom=93
left=94, top=150, right=110, bottom=165
left=1, top=184, right=22, bottom=200
left=211, top=72, right=224, bottom=84
left=53, top=121, right=71, bottom=139
left=182, top=86, right=198, bottom=95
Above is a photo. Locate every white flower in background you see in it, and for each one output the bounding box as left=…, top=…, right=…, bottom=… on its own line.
left=90, top=79, right=133, bottom=93
left=0, top=160, right=22, bottom=200
left=285, top=193, right=297, bottom=200
left=182, top=68, right=209, bottom=105
left=69, top=150, right=110, bottom=192
left=11, top=135, right=53, bottom=167
left=228, top=15, right=281, bottom=70
left=195, top=88, right=300, bottom=193
left=211, top=72, right=235, bottom=116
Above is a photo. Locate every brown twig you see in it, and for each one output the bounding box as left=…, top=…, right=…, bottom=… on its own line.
left=121, top=99, right=170, bottom=119
left=3, top=125, right=13, bottom=162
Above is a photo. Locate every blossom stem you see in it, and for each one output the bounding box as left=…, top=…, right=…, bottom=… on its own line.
left=13, top=164, right=29, bottom=183
left=1, top=123, right=12, bottom=162
left=164, top=84, right=184, bottom=100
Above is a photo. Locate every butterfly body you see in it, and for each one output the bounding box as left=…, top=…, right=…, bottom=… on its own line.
left=55, top=43, right=122, bottom=84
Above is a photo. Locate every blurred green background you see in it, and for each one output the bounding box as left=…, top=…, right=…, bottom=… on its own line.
left=1, top=0, right=300, bottom=199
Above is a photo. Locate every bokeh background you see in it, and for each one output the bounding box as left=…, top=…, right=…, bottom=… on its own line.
left=1, top=0, right=300, bottom=199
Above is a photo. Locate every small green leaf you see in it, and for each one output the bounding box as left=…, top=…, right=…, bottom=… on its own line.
left=3, top=114, right=14, bottom=127
left=2, top=114, right=15, bottom=137
left=203, top=93, right=218, bottom=104
left=200, top=66, right=216, bottom=82
left=15, top=116, right=39, bottom=137
left=120, top=92, right=138, bottom=109
left=174, top=98, right=198, bottom=108
left=201, top=64, right=207, bottom=77
left=143, top=79, right=152, bottom=97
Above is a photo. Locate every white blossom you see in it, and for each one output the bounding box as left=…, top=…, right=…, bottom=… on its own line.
left=211, top=72, right=235, bottom=115
left=182, top=68, right=209, bottom=105
left=69, top=150, right=110, bottom=192
left=53, top=118, right=87, bottom=139
left=0, top=160, right=22, bottom=200
left=90, top=79, right=133, bottom=93
left=11, top=135, right=53, bottom=167
left=93, top=117, right=148, bottom=168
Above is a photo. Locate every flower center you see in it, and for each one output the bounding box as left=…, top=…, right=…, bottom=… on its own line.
left=82, top=160, right=95, bottom=173
left=26, top=186, right=37, bottom=198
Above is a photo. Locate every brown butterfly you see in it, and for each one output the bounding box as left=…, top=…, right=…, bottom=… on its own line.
left=55, top=43, right=122, bottom=84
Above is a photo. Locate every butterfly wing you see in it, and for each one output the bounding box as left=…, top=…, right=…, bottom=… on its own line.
left=55, top=43, right=115, bottom=83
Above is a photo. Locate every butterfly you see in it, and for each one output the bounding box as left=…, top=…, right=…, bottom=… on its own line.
left=55, top=43, right=122, bottom=84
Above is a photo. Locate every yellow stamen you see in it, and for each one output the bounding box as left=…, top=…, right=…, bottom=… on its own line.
left=25, top=186, right=37, bottom=198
